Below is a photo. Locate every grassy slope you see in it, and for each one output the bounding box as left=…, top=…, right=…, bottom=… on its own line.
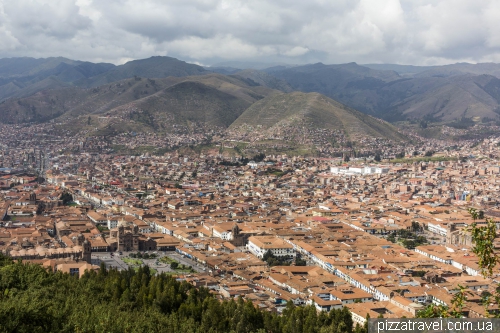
left=106, top=81, right=252, bottom=129
left=231, top=91, right=407, bottom=142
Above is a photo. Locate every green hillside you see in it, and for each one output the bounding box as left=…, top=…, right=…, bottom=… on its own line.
left=106, top=81, right=253, bottom=130
left=231, top=91, right=406, bottom=142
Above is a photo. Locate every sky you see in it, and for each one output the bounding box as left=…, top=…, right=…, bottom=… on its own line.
left=0, top=0, right=498, bottom=66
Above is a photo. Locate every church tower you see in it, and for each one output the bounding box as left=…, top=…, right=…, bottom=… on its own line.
left=231, top=223, right=240, bottom=240
left=29, top=192, right=36, bottom=205
left=83, top=239, right=91, bottom=263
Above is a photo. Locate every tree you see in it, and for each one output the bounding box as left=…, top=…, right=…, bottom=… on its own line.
left=87, top=116, right=91, bottom=125
left=343, top=155, right=350, bottom=163
left=467, top=208, right=499, bottom=277
left=0, top=247, right=368, bottom=333
left=262, top=250, right=287, bottom=267
left=253, top=153, right=266, bottom=162
left=418, top=208, right=500, bottom=318
left=416, top=303, right=449, bottom=318
left=402, top=239, right=416, bottom=249
left=295, top=255, right=307, bottom=266
left=374, top=154, right=381, bottom=162
left=387, top=233, right=396, bottom=243
left=262, top=250, right=273, bottom=262
left=449, top=285, right=472, bottom=318
left=60, top=192, right=73, bottom=205
left=411, top=270, right=426, bottom=277
left=170, top=262, right=179, bottom=270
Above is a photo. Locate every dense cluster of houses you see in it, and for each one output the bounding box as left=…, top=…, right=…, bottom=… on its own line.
left=1, top=124, right=500, bottom=319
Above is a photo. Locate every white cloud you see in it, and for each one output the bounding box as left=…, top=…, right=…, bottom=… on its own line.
left=283, top=46, right=309, bottom=57
left=0, top=0, right=497, bottom=65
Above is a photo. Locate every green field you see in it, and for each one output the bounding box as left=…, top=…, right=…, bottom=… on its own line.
left=123, top=258, right=144, bottom=266
left=159, top=256, right=175, bottom=264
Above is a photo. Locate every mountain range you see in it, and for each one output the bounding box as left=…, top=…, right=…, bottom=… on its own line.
left=0, top=56, right=208, bottom=102
left=268, top=62, right=500, bottom=122
left=1, top=55, right=500, bottom=142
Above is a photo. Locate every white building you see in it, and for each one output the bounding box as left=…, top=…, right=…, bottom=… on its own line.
left=107, top=217, right=119, bottom=229
left=212, top=225, right=232, bottom=240
left=247, top=236, right=295, bottom=259
left=330, top=166, right=389, bottom=175
left=427, top=222, right=448, bottom=236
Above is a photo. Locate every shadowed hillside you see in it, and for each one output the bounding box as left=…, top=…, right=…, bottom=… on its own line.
left=0, top=73, right=276, bottom=125
left=0, top=57, right=114, bottom=102
left=268, top=62, right=401, bottom=116
left=269, top=62, right=500, bottom=122
left=230, top=69, right=293, bottom=92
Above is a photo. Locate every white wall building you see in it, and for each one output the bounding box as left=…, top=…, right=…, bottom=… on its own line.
left=247, top=236, right=295, bottom=258
left=107, top=217, right=119, bottom=229
left=427, top=222, right=448, bottom=236
left=331, top=166, right=389, bottom=175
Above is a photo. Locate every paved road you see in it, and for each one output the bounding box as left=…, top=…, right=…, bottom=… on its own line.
left=167, top=252, right=205, bottom=272
left=92, top=254, right=127, bottom=271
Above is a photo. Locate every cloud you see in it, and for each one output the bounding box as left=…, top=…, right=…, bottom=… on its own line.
left=0, top=0, right=497, bottom=65
left=3, top=0, right=91, bottom=39
left=283, top=47, right=309, bottom=57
